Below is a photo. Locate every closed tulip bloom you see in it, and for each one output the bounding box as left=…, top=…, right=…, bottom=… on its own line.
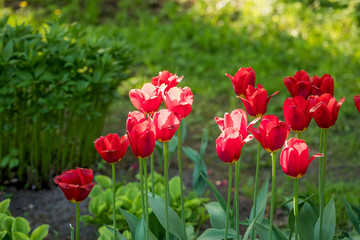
left=163, top=86, right=193, bottom=119
left=248, top=115, right=290, bottom=152
left=283, top=96, right=316, bottom=133
left=225, top=67, right=256, bottom=97
left=152, top=109, right=181, bottom=142
left=214, top=109, right=248, bottom=137
left=238, top=84, right=279, bottom=117
left=54, top=168, right=95, bottom=203
left=354, top=95, right=360, bottom=112
left=280, top=138, right=323, bottom=178
left=129, top=83, right=162, bottom=114
left=309, top=93, right=345, bottom=129
left=283, top=70, right=312, bottom=99
left=310, top=74, right=334, bottom=97
left=152, top=70, right=183, bottom=93
left=216, top=127, right=253, bottom=164
left=94, top=134, right=129, bottom=164
left=127, top=119, right=156, bottom=159
left=126, top=111, right=146, bottom=130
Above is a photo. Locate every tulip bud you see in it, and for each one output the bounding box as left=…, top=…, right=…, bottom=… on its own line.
left=225, top=67, right=255, bottom=97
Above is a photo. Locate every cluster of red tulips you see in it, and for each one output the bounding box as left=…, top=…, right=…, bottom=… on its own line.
left=53, top=66, right=359, bottom=240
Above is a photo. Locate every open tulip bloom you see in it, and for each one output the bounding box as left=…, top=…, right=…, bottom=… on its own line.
left=54, top=168, right=95, bottom=240
left=310, top=74, right=334, bottom=97
left=152, top=70, right=183, bottom=93
left=129, top=82, right=162, bottom=114
left=215, top=108, right=248, bottom=137
left=152, top=109, right=180, bottom=142
left=225, top=66, right=255, bottom=97
left=94, top=133, right=129, bottom=238
left=163, top=86, right=193, bottom=119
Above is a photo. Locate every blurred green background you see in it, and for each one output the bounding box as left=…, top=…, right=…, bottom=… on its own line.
left=2, top=0, right=360, bottom=232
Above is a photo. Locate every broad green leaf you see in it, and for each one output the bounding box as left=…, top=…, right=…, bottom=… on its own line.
left=0, top=230, right=6, bottom=238
left=249, top=175, right=269, bottom=222
left=345, top=197, right=360, bottom=235
left=169, top=176, right=181, bottom=200
left=299, top=201, right=318, bottom=240
left=30, top=224, right=49, bottom=240
left=199, top=129, right=208, bottom=158
left=12, top=232, right=29, bottom=240
left=1, top=216, right=14, bottom=232
left=3, top=40, right=13, bottom=62
left=314, top=196, right=336, bottom=240
left=119, top=208, right=139, bottom=240
left=242, top=208, right=263, bottom=240
left=197, top=228, right=237, bottom=240
left=200, top=173, right=227, bottom=212
left=186, top=225, right=195, bottom=240
left=89, top=184, right=104, bottom=198
left=148, top=196, right=185, bottom=240
left=104, top=225, right=130, bottom=240
left=12, top=217, right=30, bottom=235
left=252, top=218, right=287, bottom=240
left=0, top=199, right=10, bottom=214
left=95, top=175, right=112, bottom=189
left=204, top=202, right=226, bottom=229
left=134, top=216, right=157, bottom=240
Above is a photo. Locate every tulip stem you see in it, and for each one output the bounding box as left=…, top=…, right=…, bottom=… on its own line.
left=269, top=152, right=276, bottom=240
left=139, top=158, right=145, bottom=221
left=235, top=159, right=241, bottom=240
left=177, top=126, right=187, bottom=239
left=112, top=164, right=117, bottom=239
left=318, top=129, right=324, bottom=240
left=70, top=224, right=74, bottom=240
left=319, top=129, right=327, bottom=240
left=76, top=203, right=79, bottom=240
left=163, top=142, right=170, bottom=240
left=151, top=153, right=155, bottom=198
left=224, top=163, right=233, bottom=240
left=251, top=141, right=261, bottom=240
left=294, top=178, right=303, bottom=240
left=297, top=132, right=301, bottom=139
left=143, top=158, right=149, bottom=240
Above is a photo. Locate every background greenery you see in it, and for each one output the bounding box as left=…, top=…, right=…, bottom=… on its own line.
left=2, top=0, right=360, bottom=233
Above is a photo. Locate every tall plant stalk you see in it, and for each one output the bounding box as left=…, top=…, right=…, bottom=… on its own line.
left=251, top=141, right=261, bottom=240
left=235, top=159, right=241, bottom=240
left=112, top=164, right=117, bottom=239
left=269, top=152, right=276, bottom=240
left=163, top=142, right=170, bottom=240
left=76, top=203, right=80, bottom=240
left=151, top=153, right=155, bottom=198
left=177, top=126, right=187, bottom=239
left=224, top=163, right=233, bottom=240
left=143, top=158, right=149, bottom=240
left=293, top=178, right=302, bottom=240
left=139, top=158, right=145, bottom=220
left=319, top=129, right=327, bottom=240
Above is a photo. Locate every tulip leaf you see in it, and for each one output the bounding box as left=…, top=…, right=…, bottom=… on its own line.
left=30, top=224, right=49, bottom=240
left=344, top=197, right=360, bottom=235
left=134, top=216, right=157, bottom=240
left=199, top=129, right=208, bottom=158
left=299, top=201, right=318, bottom=240
left=148, top=196, right=185, bottom=240
left=252, top=218, right=287, bottom=240
left=200, top=173, right=227, bottom=212
left=242, top=207, right=264, bottom=240
left=249, top=175, right=269, bottom=222
left=197, top=228, right=236, bottom=240
left=314, top=195, right=336, bottom=240
left=204, top=202, right=226, bottom=229
left=119, top=208, right=139, bottom=240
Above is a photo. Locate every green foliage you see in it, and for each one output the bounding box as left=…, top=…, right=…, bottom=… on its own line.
left=0, top=16, right=132, bottom=185
left=0, top=199, right=49, bottom=240
left=81, top=174, right=209, bottom=239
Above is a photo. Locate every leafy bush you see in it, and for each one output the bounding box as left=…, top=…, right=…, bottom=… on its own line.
left=81, top=173, right=209, bottom=239
left=0, top=16, right=132, bottom=185
left=0, top=199, right=49, bottom=240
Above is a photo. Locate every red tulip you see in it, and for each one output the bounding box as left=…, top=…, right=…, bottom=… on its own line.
left=238, top=84, right=279, bottom=117
left=283, top=96, right=316, bottom=133
left=248, top=115, right=290, bottom=152
left=54, top=168, right=95, bottom=203
left=126, top=111, right=147, bottom=130
left=280, top=138, right=323, bottom=178
left=129, top=83, right=162, bottom=114
left=216, top=127, right=253, bottom=164
left=309, top=93, right=345, bottom=129
left=354, top=95, right=360, bottom=112
left=152, top=70, right=183, bottom=93
left=163, top=86, right=193, bottom=119
left=283, top=70, right=312, bottom=99
left=225, top=67, right=255, bottom=97
left=127, top=118, right=156, bottom=159
left=310, top=74, right=334, bottom=97
left=214, top=109, right=248, bottom=137
left=94, top=134, right=129, bottom=164
left=152, top=109, right=181, bottom=142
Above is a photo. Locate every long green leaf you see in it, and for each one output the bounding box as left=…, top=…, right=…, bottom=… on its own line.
left=249, top=175, right=269, bottom=221
left=135, top=216, right=157, bottom=240
left=119, top=208, right=139, bottom=240
left=345, top=197, right=360, bottom=235
left=314, top=195, right=336, bottom=240
left=200, top=173, right=227, bottom=211
left=197, top=228, right=237, bottom=240
left=148, top=196, right=185, bottom=240
left=253, top=218, right=287, bottom=240
left=299, top=201, right=318, bottom=240
left=242, top=207, right=264, bottom=240
left=204, top=202, right=226, bottom=229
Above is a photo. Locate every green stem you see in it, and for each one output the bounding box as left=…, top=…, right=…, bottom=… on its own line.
left=139, top=158, right=145, bottom=219
left=269, top=152, right=276, bottom=240
left=70, top=224, right=74, bottom=240
left=177, top=126, right=187, bottom=239
left=76, top=203, right=79, bottom=240
left=319, top=129, right=327, bottom=240
left=151, top=153, right=155, bottom=198
left=143, top=158, right=149, bottom=240
left=251, top=141, right=261, bottom=240
left=294, top=178, right=302, bottom=240
left=163, top=142, right=170, bottom=240
left=235, top=159, right=240, bottom=240
left=224, top=163, right=233, bottom=240
left=297, top=132, right=301, bottom=139
left=112, top=164, right=117, bottom=239
left=318, top=129, right=324, bottom=240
